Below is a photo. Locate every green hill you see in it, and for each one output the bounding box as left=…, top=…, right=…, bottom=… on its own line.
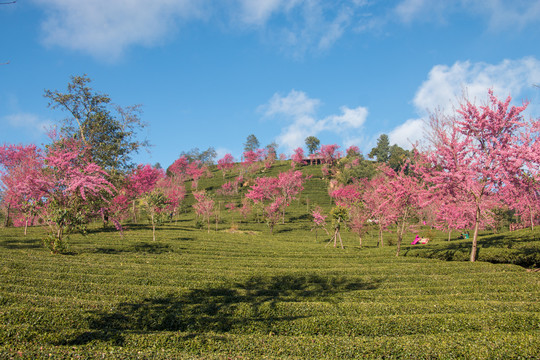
left=0, top=161, right=538, bottom=359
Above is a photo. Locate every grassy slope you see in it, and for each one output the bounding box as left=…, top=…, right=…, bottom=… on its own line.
left=0, top=162, right=539, bottom=359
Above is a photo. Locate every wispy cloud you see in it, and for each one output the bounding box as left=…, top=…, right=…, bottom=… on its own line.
left=261, top=90, right=368, bottom=153
left=32, top=1, right=540, bottom=61
left=34, top=0, right=203, bottom=60
left=262, top=57, right=540, bottom=153
left=33, top=0, right=371, bottom=60
left=394, top=0, right=450, bottom=24
left=413, top=57, right=540, bottom=115
left=394, top=0, right=540, bottom=29
left=235, top=0, right=302, bottom=26
left=1, top=112, right=52, bottom=137
left=388, top=118, right=425, bottom=150
left=387, top=57, right=540, bottom=150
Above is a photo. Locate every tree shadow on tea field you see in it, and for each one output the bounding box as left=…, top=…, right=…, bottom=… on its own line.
left=62, top=274, right=383, bottom=346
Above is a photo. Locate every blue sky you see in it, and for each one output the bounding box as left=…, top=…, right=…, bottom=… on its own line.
left=1, top=0, right=540, bottom=168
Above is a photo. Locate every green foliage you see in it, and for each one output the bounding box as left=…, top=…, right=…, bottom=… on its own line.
left=179, top=147, right=217, bottom=165
left=42, top=232, right=68, bottom=254
left=44, top=198, right=90, bottom=251
left=368, top=134, right=390, bottom=162
left=388, top=144, right=411, bottom=171
left=305, top=136, right=320, bottom=155
left=405, top=228, right=540, bottom=268
left=335, top=157, right=376, bottom=184
left=44, top=75, right=148, bottom=172
left=243, top=134, right=260, bottom=152
left=367, top=135, right=412, bottom=171
left=330, top=205, right=349, bottom=228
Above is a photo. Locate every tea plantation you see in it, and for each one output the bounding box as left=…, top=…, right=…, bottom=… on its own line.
left=0, top=163, right=539, bottom=359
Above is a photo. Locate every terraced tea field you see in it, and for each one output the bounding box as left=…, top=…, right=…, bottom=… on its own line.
left=0, top=219, right=539, bottom=359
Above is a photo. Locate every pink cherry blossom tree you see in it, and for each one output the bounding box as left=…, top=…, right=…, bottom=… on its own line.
left=291, top=147, right=306, bottom=167
left=265, top=197, right=285, bottom=235
left=330, top=182, right=368, bottom=247
left=186, top=160, right=207, bottom=190
left=39, top=137, right=115, bottom=252
left=142, top=189, right=169, bottom=241
left=126, top=164, right=165, bottom=222
left=311, top=206, right=329, bottom=241
left=380, top=163, right=427, bottom=256
left=277, top=170, right=306, bottom=223
left=434, top=198, right=475, bottom=241
left=157, top=176, right=186, bottom=221
left=167, top=156, right=189, bottom=182
left=241, top=149, right=265, bottom=175
left=361, top=172, right=397, bottom=248
left=217, top=153, right=235, bottom=178
left=423, top=90, right=539, bottom=262
left=346, top=145, right=361, bottom=158
left=193, top=190, right=215, bottom=233
left=319, top=144, right=342, bottom=165
left=245, top=176, right=281, bottom=233
left=0, top=144, right=46, bottom=233
left=506, top=174, right=540, bottom=231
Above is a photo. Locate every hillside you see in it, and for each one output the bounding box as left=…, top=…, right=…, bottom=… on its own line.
left=0, top=160, right=539, bottom=358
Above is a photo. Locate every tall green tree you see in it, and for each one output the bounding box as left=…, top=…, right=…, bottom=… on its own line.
left=266, top=142, right=278, bottom=156
left=244, top=134, right=260, bottom=152
left=388, top=144, right=411, bottom=171
left=44, top=75, right=148, bottom=173
left=305, top=136, right=320, bottom=155
left=179, top=147, right=217, bottom=165
left=368, top=134, right=390, bottom=162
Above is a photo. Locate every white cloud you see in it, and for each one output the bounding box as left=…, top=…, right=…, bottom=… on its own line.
left=394, top=0, right=540, bottom=29
left=34, top=0, right=203, bottom=60
left=2, top=113, right=52, bottom=136
left=261, top=90, right=368, bottom=153
left=327, top=106, right=368, bottom=129
left=395, top=0, right=443, bottom=24
left=317, top=9, right=351, bottom=51
left=262, top=89, right=320, bottom=117
left=384, top=57, right=540, bottom=151
left=471, top=0, right=540, bottom=31
left=388, top=118, right=425, bottom=149
left=413, top=57, right=540, bottom=115
left=33, top=0, right=370, bottom=60
left=236, top=0, right=302, bottom=25
left=32, top=0, right=540, bottom=60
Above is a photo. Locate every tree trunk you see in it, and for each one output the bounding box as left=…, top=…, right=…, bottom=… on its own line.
left=470, top=206, right=481, bottom=262
left=101, top=208, right=108, bottom=228
left=4, top=203, right=11, bottom=227
left=359, top=235, right=362, bottom=248
left=378, top=224, right=384, bottom=247
left=132, top=200, right=137, bottom=223
left=151, top=213, right=156, bottom=241
left=24, top=218, right=28, bottom=236
left=396, top=213, right=408, bottom=257
left=529, top=205, right=534, bottom=231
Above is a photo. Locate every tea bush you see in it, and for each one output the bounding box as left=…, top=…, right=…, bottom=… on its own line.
left=0, top=163, right=538, bottom=358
